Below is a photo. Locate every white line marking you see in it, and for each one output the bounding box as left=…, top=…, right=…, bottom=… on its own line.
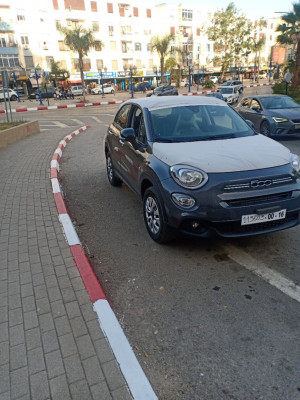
left=71, top=119, right=84, bottom=125
left=91, top=116, right=102, bottom=123
left=94, top=299, right=158, bottom=400
left=53, top=120, right=68, bottom=128
left=224, top=244, right=300, bottom=303
left=51, top=178, right=61, bottom=194
left=50, top=160, right=60, bottom=171
left=58, top=213, right=81, bottom=246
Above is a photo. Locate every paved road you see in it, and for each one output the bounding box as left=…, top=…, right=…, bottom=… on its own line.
left=6, top=85, right=300, bottom=399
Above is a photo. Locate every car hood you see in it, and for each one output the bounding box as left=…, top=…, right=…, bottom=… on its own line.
left=269, top=108, right=300, bottom=119
left=153, top=134, right=290, bottom=173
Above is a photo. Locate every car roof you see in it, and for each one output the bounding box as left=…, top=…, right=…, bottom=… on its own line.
left=122, top=95, right=226, bottom=110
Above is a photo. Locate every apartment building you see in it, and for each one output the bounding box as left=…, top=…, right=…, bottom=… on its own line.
left=0, top=0, right=288, bottom=85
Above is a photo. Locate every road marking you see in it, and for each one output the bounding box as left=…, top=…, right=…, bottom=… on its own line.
left=71, top=118, right=84, bottom=125
left=91, top=116, right=102, bottom=123
left=53, top=120, right=68, bottom=128
left=223, top=243, right=300, bottom=303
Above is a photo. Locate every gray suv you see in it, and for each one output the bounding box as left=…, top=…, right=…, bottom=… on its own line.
left=104, top=96, right=300, bottom=243
left=146, top=85, right=178, bottom=97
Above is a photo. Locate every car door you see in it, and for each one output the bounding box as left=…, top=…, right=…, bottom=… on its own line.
left=107, top=104, right=132, bottom=179
left=249, top=98, right=264, bottom=131
left=119, top=106, right=148, bottom=193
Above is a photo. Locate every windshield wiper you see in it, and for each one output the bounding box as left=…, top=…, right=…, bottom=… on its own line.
left=154, top=138, right=174, bottom=143
left=200, top=134, right=237, bottom=140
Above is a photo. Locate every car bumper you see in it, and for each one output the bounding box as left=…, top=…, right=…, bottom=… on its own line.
left=158, top=165, right=300, bottom=238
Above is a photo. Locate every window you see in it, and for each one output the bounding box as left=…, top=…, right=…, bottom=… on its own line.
left=17, top=15, right=25, bottom=21
left=182, top=9, right=193, bottom=20
left=135, top=43, right=141, bottom=51
left=0, top=38, right=6, bottom=47
left=83, top=58, right=91, bottom=70
left=112, top=59, right=118, bottom=70
left=94, top=40, right=102, bottom=51
left=97, top=59, right=103, bottom=69
left=133, top=7, right=138, bottom=17
left=241, top=98, right=250, bottom=108
left=92, top=21, right=99, bottom=31
left=46, top=56, right=54, bottom=68
left=114, top=104, right=131, bottom=129
left=136, top=59, right=141, bottom=68
left=91, top=1, right=97, bottom=11
left=196, top=28, right=200, bottom=36
left=146, top=9, right=151, bottom=18
left=170, top=26, right=175, bottom=35
left=107, top=3, right=113, bottom=13
left=24, top=55, right=34, bottom=68
left=250, top=99, right=261, bottom=110
left=110, top=41, right=116, bottom=50
left=122, top=42, right=127, bottom=53
left=64, top=0, right=85, bottom=10
left=109, top=26, right=114, bottom=36
left=53, top=0, right=59, bottom=9
left=21, top=36, right=29, bottom=45
left=0, top=55, right=20, bottom=68
left=119, top=7, right=125, bottom=16
left=131, top=108, right=146, bottom=143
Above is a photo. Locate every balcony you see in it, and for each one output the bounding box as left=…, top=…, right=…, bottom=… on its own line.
left=0, top=46, right=19, bottom=55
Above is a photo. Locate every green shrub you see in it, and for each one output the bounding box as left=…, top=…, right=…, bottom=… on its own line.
left=272, top=81, right=300, bottom=103
left=203, top=79, right=215, bottom=89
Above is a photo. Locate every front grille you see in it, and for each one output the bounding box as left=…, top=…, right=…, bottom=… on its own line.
left=215, top=213, right=298, bottom=235
left=224, top=176, right=294, bottom=191
left=225, top=192, right=292, bottom=207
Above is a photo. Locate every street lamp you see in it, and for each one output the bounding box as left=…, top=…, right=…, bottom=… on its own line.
left=34, top=65, right=43, bottom=106
left=98, top=67, right=107, bottom=98
left=127, top=65, right=137, bottom=98
left=153, top=66, right=158, bottom=87
left=196, top=63, right=200, bottom=92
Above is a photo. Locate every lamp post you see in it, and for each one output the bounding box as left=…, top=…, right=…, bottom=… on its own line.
left=188, top=63, right=192, bottom=93
left=153, top=66, right=158, bottom=87
left=129, top=65, right=137, bottom=98
left=12, top=71, right=21, bottom=102
left=34, top=65, right=43, bottom=106
left=196, top=63, right=200, bottom=92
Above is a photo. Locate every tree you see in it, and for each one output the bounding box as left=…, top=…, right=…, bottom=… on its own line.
left=276, top=3, right=300, bottom=90
left=150, top=34, right=174, bottom=84
left=49, top=60, right=69, bottom=88
left=59, top=26, right=102, bottom=100
left=206, top=2, right=253, bottom=78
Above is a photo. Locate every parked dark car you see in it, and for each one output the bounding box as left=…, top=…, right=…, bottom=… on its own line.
left=28, top=87, right=56, bottom=99
left=104, top=96, right=300, bottom=243
left=146, top=85, right=178, bottom=97
left=205, top=92, right=226, bottom=102
left=134, top=82, right=152, bottom=92
left=236, top=95, right=300, bottom=137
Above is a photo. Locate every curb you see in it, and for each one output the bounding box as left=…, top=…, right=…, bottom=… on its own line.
left=50, top=126, right=157, bottom=400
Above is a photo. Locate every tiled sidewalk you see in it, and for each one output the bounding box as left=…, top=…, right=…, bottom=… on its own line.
left=0, top=128, right=132, bottom=399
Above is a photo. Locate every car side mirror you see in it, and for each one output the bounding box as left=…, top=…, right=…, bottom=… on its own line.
left=121, top=128, right=136, bottom=142
left=252, top=106, right=260, bottom=112
left=246, top=120, right=254, bottom=129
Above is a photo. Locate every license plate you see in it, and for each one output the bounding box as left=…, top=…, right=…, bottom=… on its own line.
left=241, top=209, right=286, bottom=225
left=295, top=124, right=300, bottom=129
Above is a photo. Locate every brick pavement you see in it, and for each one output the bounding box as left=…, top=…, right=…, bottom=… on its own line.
left=0, top=127, right=133, bottom=399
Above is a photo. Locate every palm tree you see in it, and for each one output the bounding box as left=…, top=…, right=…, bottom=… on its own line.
left=59, top=26, right=103, bottom=100
left=276, top=3, right=300, bottom=90
left=150, top=34, right=174, bottom=84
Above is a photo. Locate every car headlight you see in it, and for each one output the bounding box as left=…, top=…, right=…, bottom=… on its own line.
left=170, top=165, right=208, bottom=189
left=272, top=117, right=289, bottom=123
left=290, top=154, right=300, bottom=174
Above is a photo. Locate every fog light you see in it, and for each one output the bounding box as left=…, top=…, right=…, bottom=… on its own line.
left=172, top=193, right=195, bottom=208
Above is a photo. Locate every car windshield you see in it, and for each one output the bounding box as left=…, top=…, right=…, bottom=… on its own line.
left=154, top=87, right=166, bottom=93
left=221, top=82, right=232, bottom=86
left=219, top=88, right=233, bottom=94
left=149, top=105, right=255, bottom=143
left=260, top=96, right=300, bottom=109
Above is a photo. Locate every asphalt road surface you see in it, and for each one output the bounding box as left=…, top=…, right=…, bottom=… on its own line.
left=13, top=87, right=300, bottom=400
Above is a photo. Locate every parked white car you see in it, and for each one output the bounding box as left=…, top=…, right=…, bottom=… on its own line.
left=209, top=76, right=218, bottom=83
left=0, top=88, right=18, bottom=101
left=71, top=86, right=84, bottom=96
left=218, top=86, right=240, bottom=104
left=92, top=84, right=115, bottom=94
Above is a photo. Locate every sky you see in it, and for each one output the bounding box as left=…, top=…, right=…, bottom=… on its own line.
left=139, top=0, right=293, bottom=20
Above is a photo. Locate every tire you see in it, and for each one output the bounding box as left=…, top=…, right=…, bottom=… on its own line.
left=35, top=94, right=39, bottom=99
left=106, top=151, right=122, bottom=187
left=111, top=90, right=114, bottom=94
left=143, top=187, right=172, bottom=244
left=10, top=95, right=17, bottom=101
left=260, top=120, right=271, bottom=137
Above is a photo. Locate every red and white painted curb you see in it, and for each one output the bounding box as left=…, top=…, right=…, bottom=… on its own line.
left=50, top=126, right=157, bottom=400
left=0, top=100, right=123, bottom=114
left=183, top=82, right=275, bottom=96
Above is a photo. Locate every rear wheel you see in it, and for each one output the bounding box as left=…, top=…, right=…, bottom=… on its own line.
left=111, top=90, right=114, bottom=94
left=106, top=151, right=122, bottom=186
left=10, top=95, right=17, bottom=101
left=260, top=120, right=271, bottom=137
left=143, top=187, right=172, bottom=244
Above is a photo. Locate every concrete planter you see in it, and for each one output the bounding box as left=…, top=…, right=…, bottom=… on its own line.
left=0, top=120, right=40, bottom=150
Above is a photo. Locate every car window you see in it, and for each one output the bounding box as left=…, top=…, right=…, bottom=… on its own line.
left=260, top=96, right=299, bottom=109
left=137, top=117, right=146, bottom=144
left=149, top=105, right=255, bottom=142
left=131, top=107, right=143, bottom=135
left=114, top=104, right=131, bottom=129
left=250, top=99, right=261, bottom=110
left=240, top=98, right=250, bottom=108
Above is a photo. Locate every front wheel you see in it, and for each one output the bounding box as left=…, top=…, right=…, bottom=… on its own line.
left=10, top=95, right=17, bottom=101
left=143, top=187, right=172, bottom=244
left=260, top=120, right=271, bottom=137
left=106, top=151, right=122, bottom=187
left=111, top=90, right=115, bottom=94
